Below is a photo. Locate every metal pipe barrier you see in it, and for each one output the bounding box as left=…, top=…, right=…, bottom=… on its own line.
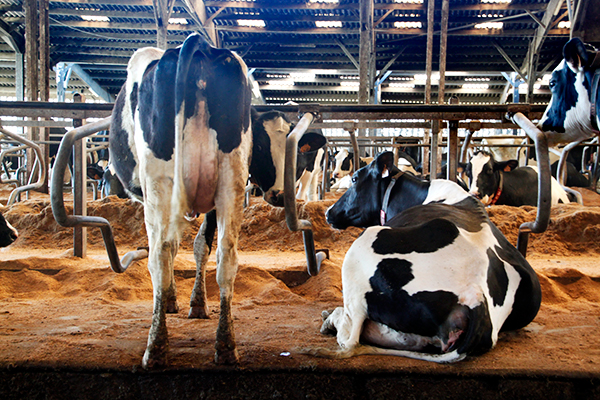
left=509, top=112, right=552, bottom=257
left=0, top=127, right=47, bottom=206
left=284, top=112, right=329, bottom=276
left=50, top=116, right=148, bottom=273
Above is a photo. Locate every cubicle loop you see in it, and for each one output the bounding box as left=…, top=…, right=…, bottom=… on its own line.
left=284, top=111, right=329, bottom=276
left=49, top=116, right=148, bottom=273
left=508, top=112, right=552, bottom=258
left=0, top=126, right=47, bottom=206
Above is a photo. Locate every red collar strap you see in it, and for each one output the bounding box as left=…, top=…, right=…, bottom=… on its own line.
left=490, top=171, right=503, bottom=205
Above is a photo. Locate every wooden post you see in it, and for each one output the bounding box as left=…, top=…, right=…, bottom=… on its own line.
left=447, top=96, right=460, bottom=182
left=423, top=0, right=435, bottom=178
left=72, top=93, right=87, bottom=258
left=24, top=0, right=39, bottom=184
left=153, top=0, right=175, bottom=50
left=39, top=0, right=50, bottom=193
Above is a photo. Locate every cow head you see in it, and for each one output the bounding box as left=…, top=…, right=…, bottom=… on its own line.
left=326, top=152, right=396, bottom=229
left=0, top=212, right=17, bottom=247
left=466, top=151, right=517, bottom=206
left=332, top=148, right=352, bottom=179
left=249, top=109, right=292, bottom=207
left=538, top=38, right=600, bottom=145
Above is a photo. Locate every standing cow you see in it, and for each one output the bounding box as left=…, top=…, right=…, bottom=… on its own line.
left=465, top=151, right=571, bottom=207
left=109, top=34, right=287, bottom=368
left=296, top=130, right=327, bottom=202
left=314, top=152, right=541, bottom=363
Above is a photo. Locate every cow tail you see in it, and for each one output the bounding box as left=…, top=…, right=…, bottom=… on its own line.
left=455, top=299, right=495, bottom=357
left=168, top=33, right=213, bottom=242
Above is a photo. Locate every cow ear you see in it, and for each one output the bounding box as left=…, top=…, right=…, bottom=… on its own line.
left=563, top=38, right=592, bottom=69
left=496, top=160, right=518, bottom=172
left=376, top=151, right=394, bottom=175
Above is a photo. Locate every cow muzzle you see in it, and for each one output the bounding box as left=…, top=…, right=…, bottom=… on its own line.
left=264, top=190, right=285, bottom=207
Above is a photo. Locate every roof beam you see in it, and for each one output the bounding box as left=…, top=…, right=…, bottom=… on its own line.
left=69, top=63, right=115, bottom=102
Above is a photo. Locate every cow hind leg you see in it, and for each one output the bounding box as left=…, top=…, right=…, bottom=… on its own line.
left=142, top=238, right=178, bottom=369
left=189, top=209, right=217, bottom=319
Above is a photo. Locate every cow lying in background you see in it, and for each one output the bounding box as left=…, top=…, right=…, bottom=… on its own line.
left=466, top=151, right=571, bottom=206
left=332, top=148, right=373, bottom=179
left=312, top=152, right=541, bottom=363
left=0, top=212, right=17, bottom=247
left=109, top=34, right=287, bottom=368
left=296, top=130, right=327, bottom=202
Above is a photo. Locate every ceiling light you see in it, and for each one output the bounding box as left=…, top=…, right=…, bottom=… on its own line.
left=316, top=21, right=342, bottom=28
left=474, top=22, right=503, bottom=29
left=266, top=80, right=295, bottom=87
left=394, top=21, right=422, bottom=29
left=558, top=21, right=571, bottom=29
left=80, top=15, right=109, bottom=22
left=462, top=83, right=489, bottom=89
left=290, top=72, right=316, bottom=81
left=168, top=18, right=188, bottom=25
left=340, top=75, right=359, bottom=80
left=237, top=19, right=265, bottom=27
left=465, top=77, right=490, bottom=82
left=389, top=83, right=416, bottom=89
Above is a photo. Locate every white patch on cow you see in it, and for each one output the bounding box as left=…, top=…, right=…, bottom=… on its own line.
left=330, top=174, right=352, bottom=191
left=4, top=218, right=17, bottom=239
left=263, top=115, right=291, bottom=198
left=481, top=138, right=525, bottom=162
left=425, top=179, right=470, bottom=205
left=397, top=158, right=418, bottom=175
left=296, top=147, right=324, bottom=202
left=332, top=148, right=350, bottom=179
left=467, top=152, right=490, bottom=200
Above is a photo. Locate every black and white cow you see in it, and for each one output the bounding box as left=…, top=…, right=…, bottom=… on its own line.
left=109, top=34, right=287, bottom=368
left=332, top=148, right=373, bottom=180
left=466, top=151, right=571, bottom=207
left=0, top=212, right=17, bottom=247
left=296, top=130, right=327, bottom=202
left=317, top=152, right=541, bottom=363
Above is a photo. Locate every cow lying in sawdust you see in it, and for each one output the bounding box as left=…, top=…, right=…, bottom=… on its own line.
left=309, top=152, right=541, bottom=363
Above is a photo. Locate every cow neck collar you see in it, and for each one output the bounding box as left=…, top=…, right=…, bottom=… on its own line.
left=380, top=170, right=405, bottom=225
left=489, top=170, right=503, bottom=206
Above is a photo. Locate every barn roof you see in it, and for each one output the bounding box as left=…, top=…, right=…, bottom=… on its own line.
left=0, top=0, right=596, bottom=105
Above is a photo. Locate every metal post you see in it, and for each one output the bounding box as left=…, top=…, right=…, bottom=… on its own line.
left=72, top=93, right=87, bottom=258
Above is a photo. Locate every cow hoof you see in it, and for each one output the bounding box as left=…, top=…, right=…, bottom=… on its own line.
left=321, top=310, right=332, bottom=321
left=166, top=299, right=179, bottom=314
left=215, top=348, right=239, bottom=365
left=188, top=306, right=210, bottom=319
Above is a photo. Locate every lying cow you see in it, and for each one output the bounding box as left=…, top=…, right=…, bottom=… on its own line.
left=109, top=34, right=287, bottom=368
left=332, top=148, right=373, bottom=179
left=296, top=130, right=327, bottom=202
left=315, top=152, right=541, bottom=363
left=0, top=212, right=17, bottom=247
left=466, top=151, right=571, bottom=206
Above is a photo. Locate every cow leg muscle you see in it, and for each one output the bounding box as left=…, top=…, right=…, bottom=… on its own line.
left=189, top=209, right=217, bottom=319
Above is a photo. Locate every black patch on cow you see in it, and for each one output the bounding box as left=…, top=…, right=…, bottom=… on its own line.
left=541, top=63, right=579, bottom=133
left=372, top=218, right=459, bottom=255
left=129, top=82, right=138, bottom=123
left=176, top=34, right=251, bottom=154
left=202, top=209, right=217, bottom=254
left=110, top=86, right=143, bottom=199
left=489, top=225, right=542, bottom=332
left=139, top=48, right=179, bottom=161
left=366, top=258, right=461, bottom=338
left=486, top=248, right=508, bottom=307
left=0, top=213, right=16, bottom=247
